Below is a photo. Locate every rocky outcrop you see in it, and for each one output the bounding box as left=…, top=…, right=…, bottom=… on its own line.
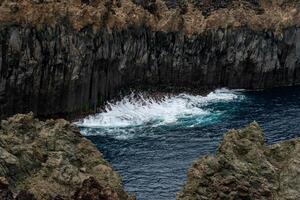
left=0, top=113, right=133, bottom=200
left=0, top=0, right=299, bottom=119
left=177, top=122, right=300, bottom=200
left=1, top=24, right=300, bottom=119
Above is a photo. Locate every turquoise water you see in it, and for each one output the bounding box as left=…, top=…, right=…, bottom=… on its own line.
left=77, top=86, right=300, bottom=200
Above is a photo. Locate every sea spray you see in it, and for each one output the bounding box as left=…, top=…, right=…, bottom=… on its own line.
left=76, top=86, right=300, bottom=200
left=75, top=88, right=244, bottom=135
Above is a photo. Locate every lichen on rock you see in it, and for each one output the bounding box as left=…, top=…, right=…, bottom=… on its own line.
left=177, top=122, right=300, bottom=200
left=0, top=113, right=133, bottom=200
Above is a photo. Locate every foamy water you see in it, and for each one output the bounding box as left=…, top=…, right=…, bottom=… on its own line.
left=75, top=88, right=244, bottom=132
left=76, top=86, right=300, bottom=200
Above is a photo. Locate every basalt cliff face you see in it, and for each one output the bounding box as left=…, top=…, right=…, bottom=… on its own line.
left=0, top=113, right=133, bottom=200
left=177, top=122, right=300, bottom=200
left=0, top=0, right=300, bottom=118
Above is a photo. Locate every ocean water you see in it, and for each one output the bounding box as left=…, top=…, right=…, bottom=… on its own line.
left=76, top=86, right=300, bottom=200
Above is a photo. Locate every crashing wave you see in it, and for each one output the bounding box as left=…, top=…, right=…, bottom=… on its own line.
left=75, top=88, right=244, bottom=131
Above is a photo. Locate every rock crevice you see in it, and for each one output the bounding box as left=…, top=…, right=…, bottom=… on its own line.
left=0, top=0, right=299, bottom=118
left=1, top=26, right=300, bottom=119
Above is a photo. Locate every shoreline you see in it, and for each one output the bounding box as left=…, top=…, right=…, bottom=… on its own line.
left=2, top=87, right=300, bottom=199
left=37, top=85, right=215, bottom=123
left=38, top=84, right=300, bottom=123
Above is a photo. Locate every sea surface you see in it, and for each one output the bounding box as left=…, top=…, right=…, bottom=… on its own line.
left=76, top=86, right=300, bottom=200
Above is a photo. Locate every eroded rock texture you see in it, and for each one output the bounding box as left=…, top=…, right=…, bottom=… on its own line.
left=0, top=113, right=132, bottom=200
left=177, top=122, right=300, bottom=200
left=0, top=0, right=299, bottom=118
left=1, top=25, right=300, bottom=119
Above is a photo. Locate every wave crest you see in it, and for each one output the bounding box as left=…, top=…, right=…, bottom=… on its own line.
left=75, top=88, right=243, bottom=130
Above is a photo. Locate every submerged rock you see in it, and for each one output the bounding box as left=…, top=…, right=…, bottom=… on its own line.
left=0, top=113, right=133, bottom=200
left=177, top=122, right=300, bottom=200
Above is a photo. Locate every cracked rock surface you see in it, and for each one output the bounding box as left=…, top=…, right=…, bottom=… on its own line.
left=0, top=0, right=300, bottom=119
left=0, top=113, right=133, bottom=200
left=177, top=122, right=300, bottom=200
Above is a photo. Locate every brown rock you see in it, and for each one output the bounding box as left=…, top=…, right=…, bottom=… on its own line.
left=73, top=177, right=119, bottom=200
left=177, top=122, right=300, bottom=200
left=0, top=113, right=131, bottom=200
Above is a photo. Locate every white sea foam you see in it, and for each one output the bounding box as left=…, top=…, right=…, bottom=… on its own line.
left=75, top=88, right=243, bottom=130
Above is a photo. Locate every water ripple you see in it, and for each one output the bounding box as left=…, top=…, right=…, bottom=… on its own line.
left=78, top=86, right=300, bottom=200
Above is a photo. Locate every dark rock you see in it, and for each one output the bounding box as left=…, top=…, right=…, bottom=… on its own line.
left=73, top=177, right=126, bottom=200
left=178, top=0, right=188, bottom=14
left=177, top=122, right=300, bottom=200
left=15, top=191, right=37, bottom=200
left=0, top=25, right=300, bottom=119
left=0, top=0, right=299, bottom=119
left=0, top=177, right=13, bottom=200
left=52, top=195, right=67, bottom=200
left=192, top=0, right=234, bottom=16
left=135, top=0, right=158, bottom=14
left=191, top=0, right=262, bottom=16
left=81, top=0, right=90, bottom=5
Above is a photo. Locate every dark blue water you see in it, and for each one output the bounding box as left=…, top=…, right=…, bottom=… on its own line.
left=79, top=86, right=300, bottom=200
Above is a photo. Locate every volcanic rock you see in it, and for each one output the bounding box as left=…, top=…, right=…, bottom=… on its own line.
left=177, top=122, right=300, bottom=200
left=0, top=0, right=299, bottom=119
left=0, top=113, right=132, bottom=200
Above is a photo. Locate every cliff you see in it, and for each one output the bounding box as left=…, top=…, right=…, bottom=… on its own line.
left=177, top=122, right=300, bottom=200
left=0, top=0, right=300, bottom=118
left=0, top=113, right=133, bottom=200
